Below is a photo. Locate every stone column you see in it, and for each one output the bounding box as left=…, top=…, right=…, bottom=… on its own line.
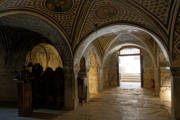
left=86, top=66, right=90, bottom=102
left=64, top=66, right=74, bottom=110
left=73, top=64, right=80, bottom=110
left=171, top=67, right=180, bottom=119
left=154, top=67, right=160, bottom=96
left=99, top=66, right=104, bottom=91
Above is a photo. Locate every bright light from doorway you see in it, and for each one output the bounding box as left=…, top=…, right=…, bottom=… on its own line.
left=119, top=56, right=141, bottom=74
left=119, top=48, right=141, bottom=85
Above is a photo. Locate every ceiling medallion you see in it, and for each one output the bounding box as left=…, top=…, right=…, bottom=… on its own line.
left=96, top=5, right=118, bottom=19
left=45, top=0, right=73, bottom=12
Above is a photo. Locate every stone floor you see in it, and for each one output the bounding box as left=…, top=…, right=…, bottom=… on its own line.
left=0, top=82, right=171, bottom=120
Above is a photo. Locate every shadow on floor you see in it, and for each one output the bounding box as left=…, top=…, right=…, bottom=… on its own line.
left=0, top=106, right=69, bottom=120
left=24, top=112, right=58, bottom=120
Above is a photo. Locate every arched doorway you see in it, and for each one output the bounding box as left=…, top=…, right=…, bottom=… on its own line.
left=88, top=53, right=99, bottom=98
left=0, top=26, right=50, bottom=108
left=0, top=12, right=74, bottom=110
left=74, top=24, right=172, bottom=118
left=118, top=47, right=142, bottom=88
left=74, top=24, right=170, bottom=66
left=26, top=43, right=64, bottom=109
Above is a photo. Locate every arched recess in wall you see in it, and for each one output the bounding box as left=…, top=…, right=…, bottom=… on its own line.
left=26, top=43, right=63, bottom=70
left=88, top=52, right=99, bottom=98
left=0, top=11, right=74, bottom=109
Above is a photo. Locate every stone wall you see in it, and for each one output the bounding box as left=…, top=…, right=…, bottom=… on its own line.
left=88, top=53, right=99, bottom=97
left=0, top=26, right=45, bottom=104
left=158, top=47, right=171, bottom=110
left=0, top=45, right=20, bottom=104
left=103, top=53, right=119, bottom=88
left=0, top=56, right=18, bottom=104
left=81, top=43, right=102, bottom=100
left=142, top=50, right=154, bottom=88
left=159, top=67, right=171, bottom=108
left=103, top=49, right=154, bottom=89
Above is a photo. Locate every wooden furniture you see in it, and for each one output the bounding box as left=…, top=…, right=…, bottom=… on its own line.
left=17, top=82, right=32, bottom=116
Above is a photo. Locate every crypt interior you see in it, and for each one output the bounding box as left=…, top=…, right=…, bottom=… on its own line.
left=0, top=0, right=179, bottom=120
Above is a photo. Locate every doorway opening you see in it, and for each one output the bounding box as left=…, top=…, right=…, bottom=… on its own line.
left=118, top=47, right=142, bottom=88
left=26, top=43, right=64, bottom=110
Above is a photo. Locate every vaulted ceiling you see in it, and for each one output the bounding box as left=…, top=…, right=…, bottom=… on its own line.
left=0, top=0, right=179, bottom=59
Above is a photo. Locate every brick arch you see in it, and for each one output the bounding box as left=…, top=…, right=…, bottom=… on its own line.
left=0, top=11, right=75, bottom=109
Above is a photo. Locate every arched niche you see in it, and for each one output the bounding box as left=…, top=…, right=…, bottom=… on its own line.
left=26, top=43, right=63, bottom=71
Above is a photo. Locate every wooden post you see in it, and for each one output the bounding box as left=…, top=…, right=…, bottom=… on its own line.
left=17, top=82, right=32, bottom=116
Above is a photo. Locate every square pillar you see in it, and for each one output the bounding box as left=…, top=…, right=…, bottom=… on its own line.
left=64, top=66, right=74, bottom=110
left=171, top=67, right=180, bottom=120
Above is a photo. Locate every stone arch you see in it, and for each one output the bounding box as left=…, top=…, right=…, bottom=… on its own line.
left=104, top=33, right=153, bottom=56
left=102, top=43, right=156, bottom=89
left=0, top=11, right=74, bottom=109
left=81, top=43, right=103, bottom=97
left=84, top=44, right=102, bottom=69
left=74, top=24, right=170, bottom=67
left=26, top=43, right=64, bottom=70
left=103, top=43, right=155, bottom=68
